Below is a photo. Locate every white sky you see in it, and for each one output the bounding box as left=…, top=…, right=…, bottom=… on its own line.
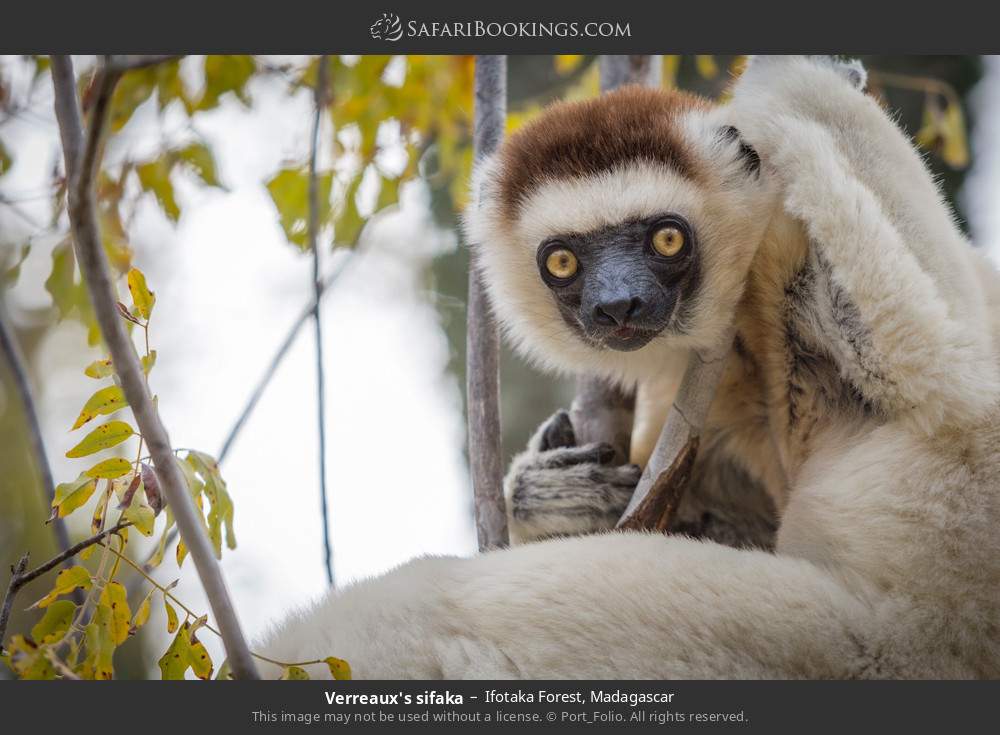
left=2, top=55, right=1000, bottom=676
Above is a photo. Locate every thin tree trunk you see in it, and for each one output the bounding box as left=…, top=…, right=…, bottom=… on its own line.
left=50, top=55, right=259, bottom=680
left=0, top=301, right=77, bottom=576
left=467, top=55, right=509, bottom=551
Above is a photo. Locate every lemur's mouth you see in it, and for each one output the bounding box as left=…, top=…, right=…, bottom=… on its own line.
left=602, top=325, right=660, bottom=352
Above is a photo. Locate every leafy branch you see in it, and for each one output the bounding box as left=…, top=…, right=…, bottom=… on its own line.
left=49, top=55, right=259, bottom=679
left=0, top=522, right=130, bottom=646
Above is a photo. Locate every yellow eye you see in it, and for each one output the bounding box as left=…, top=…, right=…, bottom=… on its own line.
left=651, top=225, right=686, bottom=257
left=545, top=248, right=578, bottom=280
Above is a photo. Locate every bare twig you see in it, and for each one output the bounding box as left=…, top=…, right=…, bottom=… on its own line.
left=0, top=522, right=129, bottom=646
left=0, top=301, right=77, bottom=581
left=467, top=56, right=509, bottom=551
left=49, top=55, right=258, bottom=679
left=0, top=555, right=30, bottom=650
left=308, top=55, right=334, bottom=587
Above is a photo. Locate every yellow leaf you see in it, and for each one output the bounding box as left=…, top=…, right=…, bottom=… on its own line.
left=31, top=565, right=92, bottom=609
left=99, top=582, right=132, bottom=645
left=31, top=600, right=76, bottom=643
left=215, top=659, right=233, bottom=680
left=941, top=102, right=970, bottom=169
left=159, top=624, right=191, bottom=680
left=6, top=636, right=55, bottom=680
left=84, top=357, right=114, bottom=379
left=554, top=55, right=584, bottom=75
left=85, top=457, right=133, bottom=480
left=118, top=477, right=156, bottom=536
left=280, top=666, right=310, bottom=680
left=164, top=596, right=179, bottom=634
left=66, top=420, right=134, bottom=458
left=141, top=350, right=157, bottom=374
left=127, top=267, right=155, bottom=320
left=91, top=482, right=112, bottom=534
left=72, top=385, right=126, bottom=430
left=176, top=539, right=188, bottom=567
left=189, top=635, right=214, bottom=679
left=147, top=524, right=170, bottom=569
left=662, top=55, right=680, bottom=89
left=132, top=588, right=155, bottom=632
left=83, top=603, right=116, bottom=679
left=324, top=656, right=352, bottom=680
left=50, top=474, right=98, bottom=519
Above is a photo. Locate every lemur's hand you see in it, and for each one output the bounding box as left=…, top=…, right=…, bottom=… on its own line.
left=504, top=410, right=641, bottom=544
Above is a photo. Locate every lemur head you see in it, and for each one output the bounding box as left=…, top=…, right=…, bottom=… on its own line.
left=465, top=85, right=778, bottom=384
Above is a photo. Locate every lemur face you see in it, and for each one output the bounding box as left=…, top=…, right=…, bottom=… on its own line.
left=535, top=211, right=700, bottom=352
left=465, top=86, right=776, bottom=382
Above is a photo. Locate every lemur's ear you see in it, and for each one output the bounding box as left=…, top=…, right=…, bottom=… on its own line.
left=718, top=125, right=761, bottom=178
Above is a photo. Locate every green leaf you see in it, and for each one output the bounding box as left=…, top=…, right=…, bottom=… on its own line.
left=99, top=582, right=132, bottom=645
left=164, top=595, right=179, bottom=634
left=186, top=451, right=235, bottom=556
left=159, top=623, right=191, bottom=680
left=136, top=159, right=180, bottom=222
left=127, top=267, right=156, bottom=320
left=325, top=656, right=352, bottom=680
left=178, top=142, right=222, bottom=188
left=85, top=457, right=134, bottom=480
left=197, top=55, right=256, bottom=111
left=280, top=666, right=310, bottom=680
left=31, top=600, right=76, bottom=643
left=45, top=239, right=76, bottom=320
left=32, top=565, right=92, bottom=609
left=72, top=385, right=127, bottom=430
left=265, top=167, right=332, bottom=249
left=66, top=420, right=134, bottom=458
left=120, top=482, right=156, bottom=537
left=84, top=357, right=115, bottom=379
left=215, top=659, right=233, bottom=680
left=0, top=138, right=12, bottom=176
left=50, top=474, right=98, bottom=519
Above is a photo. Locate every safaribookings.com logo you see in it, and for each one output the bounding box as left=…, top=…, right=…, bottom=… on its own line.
left=369, top=14, right=631, bottom=42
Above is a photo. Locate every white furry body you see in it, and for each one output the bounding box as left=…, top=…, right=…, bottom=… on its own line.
left=258, top=58, right=1000, bottom=679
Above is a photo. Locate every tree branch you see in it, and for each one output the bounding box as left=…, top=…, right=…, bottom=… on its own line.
left=0, top=301, right=77, bottom=575
left=106, top=55, right=183, bottom=72
left=308, top=55, right=334, bottom=587
left=0, top=522, right=129, bottom=646
left=617, top=325, right=735, bottom=530
left=49, top=55, right=258, bottom=679
left=467, top=55, right=509, bottom=551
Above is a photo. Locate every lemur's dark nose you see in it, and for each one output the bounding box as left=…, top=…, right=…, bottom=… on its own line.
left=593, top=296, right=643, bottom=327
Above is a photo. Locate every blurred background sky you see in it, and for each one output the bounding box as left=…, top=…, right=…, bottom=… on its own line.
left=1, top=55, right=997, bottom=677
